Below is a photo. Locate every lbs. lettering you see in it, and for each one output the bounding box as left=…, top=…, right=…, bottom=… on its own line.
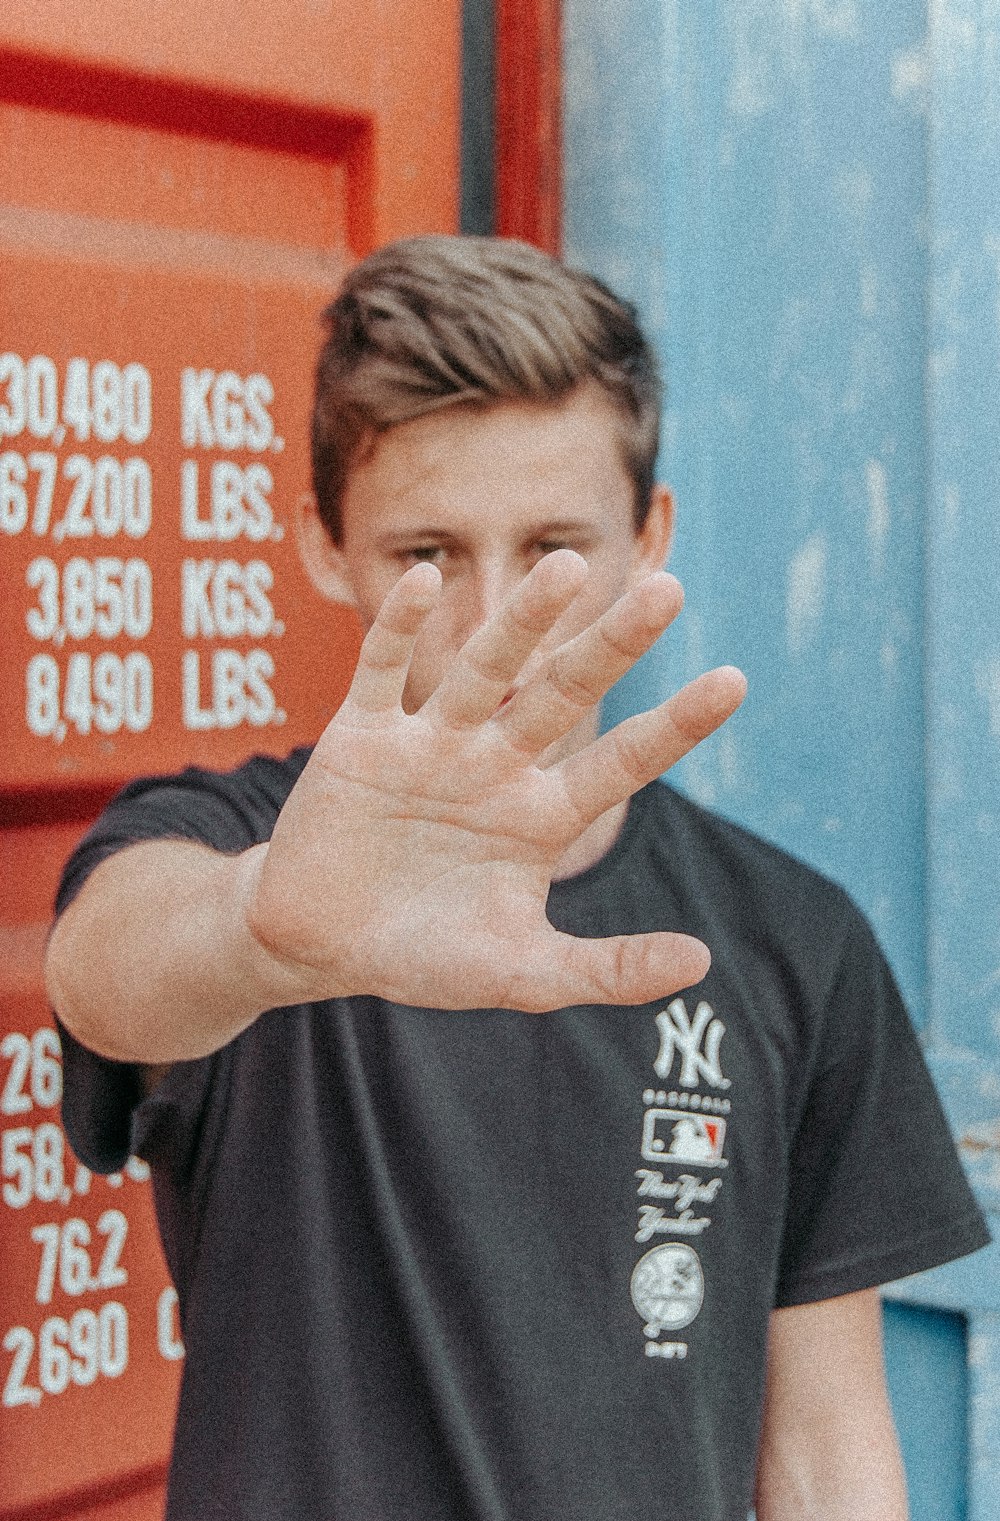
left=181, top=648, right=281, bottom=730
left=180, top=460, right=276, bottom=543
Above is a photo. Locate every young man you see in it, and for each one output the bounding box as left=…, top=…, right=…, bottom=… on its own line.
left=47, top=237, right=987, bottom=1521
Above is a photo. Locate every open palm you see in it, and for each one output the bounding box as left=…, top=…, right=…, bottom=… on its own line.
left=249, top=551, right=746, bottom=1012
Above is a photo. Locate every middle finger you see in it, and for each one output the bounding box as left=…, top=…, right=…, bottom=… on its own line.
left=496, top=572, right=685, bottom=757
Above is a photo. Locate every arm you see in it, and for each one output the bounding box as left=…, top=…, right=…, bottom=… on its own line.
left=754, top=1289, right=908, bottom=1521
left=45, top=838, right=303, bottom=1064
left=47, top=553, right=745, bottom=1063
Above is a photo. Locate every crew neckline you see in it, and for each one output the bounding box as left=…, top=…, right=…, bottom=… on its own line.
left=547, top=781, right=659, bottom=896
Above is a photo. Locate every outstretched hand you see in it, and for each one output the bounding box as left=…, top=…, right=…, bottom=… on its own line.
left=247, top=552, right=746, bottom=1012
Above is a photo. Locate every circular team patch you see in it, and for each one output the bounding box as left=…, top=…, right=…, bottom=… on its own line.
left=630, top=1243, right=704, bottom=1336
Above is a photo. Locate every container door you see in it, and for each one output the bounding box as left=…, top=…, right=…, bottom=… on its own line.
left=0, top=4, right=458, bottom=1515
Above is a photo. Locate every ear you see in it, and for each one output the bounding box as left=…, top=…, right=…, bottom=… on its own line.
left=295, top=493, right=357, bottom=607
left=631, top=483, right=676, bottom=581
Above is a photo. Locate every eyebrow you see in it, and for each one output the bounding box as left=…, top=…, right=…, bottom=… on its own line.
left=525, top=519, right=598, bottom=536
left=380, top=519, right=599, bottom=545
left=380, top=527, right=461, bottom=544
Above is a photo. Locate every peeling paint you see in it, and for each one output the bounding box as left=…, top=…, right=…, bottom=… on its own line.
left=943, top=483, right=961, bottom=526
left=860, top=264, right=878, bottom=317
left=726, top=60, right=774, bottom=119
left=835, top=166, right=875, bottom=221
left=891, top=42, right=929, bottom=109
left=865, top=459, right=891, bottom=569
left=786, top=532, right=828, bottom=654
left=973, top=1061, right=1000, bottom=1100
left=982, top=236, right=1000, bottom=339
left=929, top=0, right=979, bottom=79
left=806, top=0, right=859, bottom=38
left=960, top=1127, right=1000, bottom=1194
left=929, top=346, right=959, bottom=386
left=723, top=0, right=860, bottom=121
left=969, top=1331, right=988, bottom=1368
left=779, top=0, right=860, bottom=38
left=717, top=725, right=741, bottom=791
left=975, top=658, right=1000, bottom=739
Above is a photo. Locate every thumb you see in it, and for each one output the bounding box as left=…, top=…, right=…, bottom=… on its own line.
left=503, top=927, right=711, bottom=1012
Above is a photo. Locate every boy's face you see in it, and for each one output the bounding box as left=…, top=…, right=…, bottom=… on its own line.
left=303, top=383, right=673, bottom=754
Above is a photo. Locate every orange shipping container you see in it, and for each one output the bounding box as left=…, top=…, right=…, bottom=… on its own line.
left=0, top=5, right=459, bottom=1516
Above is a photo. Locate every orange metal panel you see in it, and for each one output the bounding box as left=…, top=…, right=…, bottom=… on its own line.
left=0, top=4, right=460, bottom=1514
left=495, top=0, right=562, bottom=253
left=0, top=15, right=460, bottom=794
left=0, top=0, right=460, bottom=252
left=0, top=205, right=358, bottom=790
left=0, top=0, right=379, bottom=115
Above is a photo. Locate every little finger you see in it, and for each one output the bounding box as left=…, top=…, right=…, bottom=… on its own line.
left=344, top=563, right=442, bottom=715
left=553, top=666, right=747, bottom=825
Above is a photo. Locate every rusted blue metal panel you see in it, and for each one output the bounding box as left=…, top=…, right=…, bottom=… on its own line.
left=922, top=0, right=1000, bottom=1062
left=882, top=1301, right=967, bottom=1521
left=569, top=0, right=930, bottom=1017
left=564, top=0, right=999, bottom=1515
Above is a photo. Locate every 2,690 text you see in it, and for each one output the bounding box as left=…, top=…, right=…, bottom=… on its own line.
left=3, top=1303, right=128, bottom=1407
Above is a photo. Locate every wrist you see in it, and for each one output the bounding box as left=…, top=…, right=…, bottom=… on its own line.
left=235, top=844, right=352, bottom=1009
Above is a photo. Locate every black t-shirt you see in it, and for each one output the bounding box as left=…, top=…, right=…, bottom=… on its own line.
left=55, top=751, right=989, bottom=1521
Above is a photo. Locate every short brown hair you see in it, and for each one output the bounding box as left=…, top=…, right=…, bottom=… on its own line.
left=311, top=236, right=661, bottom=541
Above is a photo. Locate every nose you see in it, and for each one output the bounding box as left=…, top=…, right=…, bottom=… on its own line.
left=456, top=558, right=522, bottom=643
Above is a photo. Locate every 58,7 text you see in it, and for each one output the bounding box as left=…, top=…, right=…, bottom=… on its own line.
left=2, top=1122, right=149, bottom=1209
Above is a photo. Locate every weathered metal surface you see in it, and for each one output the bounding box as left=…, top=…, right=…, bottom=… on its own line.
left=883, top=1300, right=968, bottom=1521
left=565, top=0, right=999, bottom=1515
left=968, top=1313, right=1000, bottom=1521
left=569, top=0, right=930, bottom=1017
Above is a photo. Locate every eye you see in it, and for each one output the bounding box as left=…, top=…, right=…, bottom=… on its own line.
left=531, top=534, right=597, bottom=562
left=401, top=545, right=446, bottom=566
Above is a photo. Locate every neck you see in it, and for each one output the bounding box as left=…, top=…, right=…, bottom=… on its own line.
left=540, top=706, right=631, bottom=880
left=552, top=799, right=630, bottom=880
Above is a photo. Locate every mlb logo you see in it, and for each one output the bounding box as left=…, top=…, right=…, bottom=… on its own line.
left=641, top=1108, right=727, bottom=1168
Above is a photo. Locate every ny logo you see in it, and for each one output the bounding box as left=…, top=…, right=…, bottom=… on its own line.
left=654, top=1000, right=730, bottom=1089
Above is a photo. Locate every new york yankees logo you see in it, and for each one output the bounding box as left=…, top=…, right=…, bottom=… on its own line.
left=654, top=1000, right=730, bottom=1089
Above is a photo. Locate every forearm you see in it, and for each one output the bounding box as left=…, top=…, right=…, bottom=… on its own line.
left=755, top=1292, right=908, bottom=1521
left=755, top=1431, right=908, bottom=1521
left=46, top=841, right=308, bottom=1064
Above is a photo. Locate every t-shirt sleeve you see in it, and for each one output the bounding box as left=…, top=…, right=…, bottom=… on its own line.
left=52, top=763, right=286, bottom=1176
left=774, top=903, right=991, bottom=1306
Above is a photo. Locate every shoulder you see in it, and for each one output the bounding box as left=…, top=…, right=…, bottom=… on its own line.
left=55, top=746, right=313, bottom=916
left=639, top=780, right=869, bottom=988
left=103, top=744, right=311, bottom=837
left=112, top=744, right=313, bottom=822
